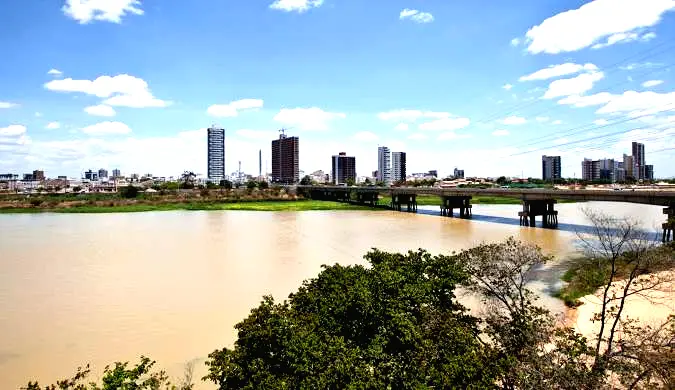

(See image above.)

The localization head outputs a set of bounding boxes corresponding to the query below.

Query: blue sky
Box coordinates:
[1,0,674,179]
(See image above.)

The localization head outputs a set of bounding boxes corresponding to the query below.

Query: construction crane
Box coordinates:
[278,127,295,138]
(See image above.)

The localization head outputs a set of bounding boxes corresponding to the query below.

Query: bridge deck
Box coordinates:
[296,185,675,206]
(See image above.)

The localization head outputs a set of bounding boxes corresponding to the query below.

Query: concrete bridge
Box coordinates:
[296,185,675,242]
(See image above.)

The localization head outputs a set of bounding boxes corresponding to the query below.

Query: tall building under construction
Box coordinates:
[271,132,299,184]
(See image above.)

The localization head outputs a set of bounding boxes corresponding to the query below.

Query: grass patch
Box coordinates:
[0,200,372,214]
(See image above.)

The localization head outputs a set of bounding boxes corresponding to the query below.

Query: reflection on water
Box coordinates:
[0,202,664,388]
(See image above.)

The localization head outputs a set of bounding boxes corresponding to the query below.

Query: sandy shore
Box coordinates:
[572,271,675,338]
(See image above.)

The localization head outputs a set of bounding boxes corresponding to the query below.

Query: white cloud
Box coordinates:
[500,116,527,125]
[352,131,379,142]
[591,32,638,49]
[377,109,450,122]
[235,129,278,140]
[85,104,116,117]
[642,79,664,88]
[502,83,513,90]
[273,107,346,131]
[557,92,614,107]
[620,61,662,71]
[45,74,168,108]
[519,63,598,82]
[81,121,131,135]
[407,133,428,140]
[536,116,550,122]
[559,91,675,117]
[62,0,144,24]
[207,99,264,117]
[418,117,471,131]
[542,71,604,99]
[46,122,61,130]
[399,9,434,23]
[593,119,609,125]
[551,120,563,125]
[523,0,675,54]
[34,112,42,117]
[47,69,63,76]
[492,129,510,136]
[394,123,409,131]
[0,101,18,109]
[269,0,323,13]
[0,125,27,137]
[510,37,520,47]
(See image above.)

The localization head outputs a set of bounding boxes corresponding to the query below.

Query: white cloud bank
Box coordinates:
[399,9,434,23]
[82,121,132,135]
[0,101,18,109]
[642,80,664,88]
[519,63,598,82]
[523,0,674,54]
[207,99,264,117]
[62,0,144,24]
[269,0,323,13]
[543,72,604,99]
[85,104,116,117]
[46,122,61,130]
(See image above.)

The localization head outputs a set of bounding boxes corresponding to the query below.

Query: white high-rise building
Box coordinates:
[207,126,226,182]
[377,146,391,184]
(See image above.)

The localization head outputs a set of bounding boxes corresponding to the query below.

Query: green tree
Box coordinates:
[219,180,232,189]
[205,249,496,389]
[180,171,196,189]
[258,181,269,190]
[246,180,257,190]
[120,185,139,199]
[345,178,356,186]
[299,175,312,185]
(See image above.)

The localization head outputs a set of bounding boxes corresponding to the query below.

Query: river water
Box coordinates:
[0,202,665,388]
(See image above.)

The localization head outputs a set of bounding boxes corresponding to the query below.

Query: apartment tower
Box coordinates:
[377,146,391,184]
[391,152,406,182]
[207,126,226,182]
[271,133,299,184]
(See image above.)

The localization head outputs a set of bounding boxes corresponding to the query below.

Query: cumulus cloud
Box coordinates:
[0,101,18,109]
[45,74,168,108]
[352,131,379,142]
[46,122,61,130]
[399,9,434,23]
[510,38,520,47]
[502,84,513,90]
[642,80,664,88]
[273,107,346,131]
[500,116,527,125]
[418,117,471,131]
[62,0,144,24]
[207,99,264,117]
[269,0,323,13]
[492,129,510,136]
[394,123,409,131]
[0,125,27,137]
[519,63,598,82]
[47,69,63,76]
[542,72,604,99]
[559,90,675,116]
[85,104,116,117]
[81,121,132,135]
[523,0,675,54]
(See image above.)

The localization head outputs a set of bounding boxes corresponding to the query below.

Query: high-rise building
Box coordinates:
[581,158,600,181]
[84,169,98,181]
[112,169,121,178]
[598,158,616,182]
[391,152,406,182]
[98,168,108,179]
[272,133,299,184]
[331,152,356,185]
[32,170,45,181]
[453,168,464,179]
[428,170,438,178]
[541,155,561,181]
[623,154,634,179]
[645,165,654,181]
[632,142,645,180]
[258,149,262,178]
[207,126,226,182]
[377,146,391,184]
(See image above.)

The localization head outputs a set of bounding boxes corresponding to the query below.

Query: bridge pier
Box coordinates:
[355,191,378,207]
[440,196,472,218]
[391,193,417,212]
[519,199,558,228]
[663,205,674,243]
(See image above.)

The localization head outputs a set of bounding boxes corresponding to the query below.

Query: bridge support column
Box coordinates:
[519,199,558,228]
[663,205,674,243]
[355,191,378,207]
[440,196,472,218]
[391,194,417,212]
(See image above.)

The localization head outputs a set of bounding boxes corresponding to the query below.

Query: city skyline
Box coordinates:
[1,1,675,179]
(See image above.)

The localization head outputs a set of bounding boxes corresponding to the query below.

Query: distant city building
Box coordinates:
[541,155,561,181]
[377,146,391,184]
[391,152,406,182]
[84,170,98,181]
[623,154,634,179]
[0,173,19,180]
[598,158,616,182]
[207,126,226,182]
[98,168,108,179]
[453,168,464,179]
[272,133,300,184]
[112,169,121,178]
[645,164,654,181]
[32,170,45,181]
[332,152,356,185]
[581,158,600,181]
[632,142,645,180]
[372,170,378,178]
[428,170,438,178]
